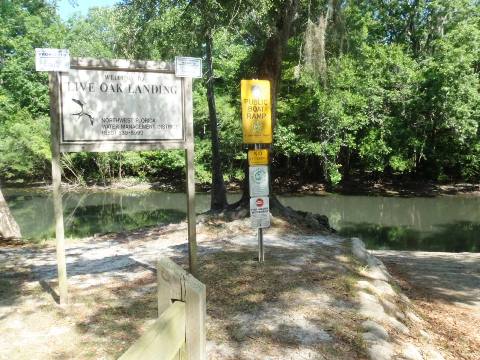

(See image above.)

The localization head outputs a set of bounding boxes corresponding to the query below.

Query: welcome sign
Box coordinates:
[47,58,198,303]
[60,69,184,144]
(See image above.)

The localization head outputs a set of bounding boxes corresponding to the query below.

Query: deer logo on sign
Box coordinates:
[71,98,94,126]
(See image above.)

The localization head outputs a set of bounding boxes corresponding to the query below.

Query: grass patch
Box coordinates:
[199,243,368,359]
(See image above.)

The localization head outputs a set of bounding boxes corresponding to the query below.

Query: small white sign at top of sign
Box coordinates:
[35,48,70,72]
[175,56,202,78]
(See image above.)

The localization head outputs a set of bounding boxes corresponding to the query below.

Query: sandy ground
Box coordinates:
[0,218,369,359]
[374,250,480,360]
[3,217,468,360]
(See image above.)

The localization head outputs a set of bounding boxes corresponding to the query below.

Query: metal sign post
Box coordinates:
[255,144,265,263]
[241,79,272,263]
[258,221,264,262]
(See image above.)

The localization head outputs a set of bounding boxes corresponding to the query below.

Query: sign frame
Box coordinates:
[48,58,198,303]
[53,58,192,153]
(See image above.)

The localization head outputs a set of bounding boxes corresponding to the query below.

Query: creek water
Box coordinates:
[3,188,479,252]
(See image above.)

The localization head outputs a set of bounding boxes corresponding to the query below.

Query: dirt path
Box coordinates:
[374,250,480,360]
[1,216,456,360]
[0,219,370,360]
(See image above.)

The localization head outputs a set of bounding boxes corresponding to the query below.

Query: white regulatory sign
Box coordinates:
[175,56,202,78]
[249,165,269,197]
[250,197,270,229]
[35,48,70,72]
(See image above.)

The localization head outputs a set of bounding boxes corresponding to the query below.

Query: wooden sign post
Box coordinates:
[48,72,68,303]
[48,58,198,304]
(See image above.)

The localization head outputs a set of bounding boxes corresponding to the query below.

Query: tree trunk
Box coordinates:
[205,30,228,211]
[0,186,21,239]
[408,0,421,57]
[257,0,299,129]
[237,0,299,208]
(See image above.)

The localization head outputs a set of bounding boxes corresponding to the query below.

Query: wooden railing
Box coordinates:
[119,257,206,360]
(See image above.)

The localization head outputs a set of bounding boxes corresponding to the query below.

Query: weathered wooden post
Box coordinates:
[36,49,71,304]
[49,71,69,304]
[157,257,206,360]
[183,78,198,277]
[120,257,206,360]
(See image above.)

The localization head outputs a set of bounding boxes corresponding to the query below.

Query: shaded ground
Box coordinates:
[0,218,368,359]
[374,250,480,360]
[202,236,364,359]
[334,180,480,197]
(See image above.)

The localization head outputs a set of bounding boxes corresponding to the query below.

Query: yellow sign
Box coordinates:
[241,79,272,144]
[248,149,269,165]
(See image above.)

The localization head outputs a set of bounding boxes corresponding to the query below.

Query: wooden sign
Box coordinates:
[248,149,269,165]
[60,70,184,144]
[48,58,198,303]
[54,59,191,152]
[241,80,272,144]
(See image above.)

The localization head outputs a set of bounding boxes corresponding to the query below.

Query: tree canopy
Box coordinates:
[0,0,479,186]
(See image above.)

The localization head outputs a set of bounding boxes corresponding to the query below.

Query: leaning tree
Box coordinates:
[0,185,21,239]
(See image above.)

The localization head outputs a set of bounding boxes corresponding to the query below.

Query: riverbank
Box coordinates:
[4,184,480,252]
[374,250,480,360]
[4,177,480,197]
[273,177,480,197]
[0,217,445,359]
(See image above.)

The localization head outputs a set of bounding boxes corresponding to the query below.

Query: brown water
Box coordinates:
[3,189,479,252]
[281,194,480,252]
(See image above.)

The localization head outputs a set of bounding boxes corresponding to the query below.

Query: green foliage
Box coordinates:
[0,0,64,115]
[64,7,120,58]
[0,1,62,180]
[194,139,213,184]
[274,0,479,184]
[0,0,479,187]
[0,104,50,179]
